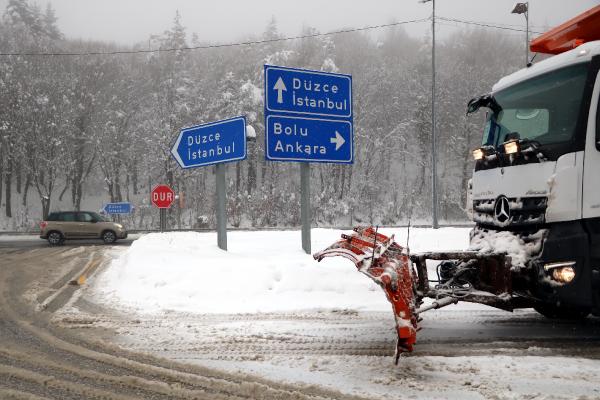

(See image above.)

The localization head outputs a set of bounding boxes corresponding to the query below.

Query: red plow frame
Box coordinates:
[313,227,419,363]
[314,227,515,362]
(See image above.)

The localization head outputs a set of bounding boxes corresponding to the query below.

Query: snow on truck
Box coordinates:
[314,6,600,363]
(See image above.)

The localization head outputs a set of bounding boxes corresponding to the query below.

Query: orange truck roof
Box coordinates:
[530,5,600,55]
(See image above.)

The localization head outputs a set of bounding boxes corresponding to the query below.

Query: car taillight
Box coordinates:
[40,221,48,229]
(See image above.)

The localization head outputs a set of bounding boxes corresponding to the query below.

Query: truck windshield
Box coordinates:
[482,62,590,148]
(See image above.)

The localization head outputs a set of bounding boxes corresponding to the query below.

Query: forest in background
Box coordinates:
[0,0,527,230]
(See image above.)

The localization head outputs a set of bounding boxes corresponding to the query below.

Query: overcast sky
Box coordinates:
[1,0,598,45]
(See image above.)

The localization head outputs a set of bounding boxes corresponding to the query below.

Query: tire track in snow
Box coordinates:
[0,247,369,400]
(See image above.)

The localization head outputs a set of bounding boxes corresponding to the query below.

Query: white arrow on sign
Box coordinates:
[273,77,287,104]
[330,131,345,151]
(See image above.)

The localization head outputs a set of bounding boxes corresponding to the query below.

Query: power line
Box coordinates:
[0,17,430,57]
[435,21,529,37]
[0,15,548,58]
[444,18,547,30]
[437,16,544,35]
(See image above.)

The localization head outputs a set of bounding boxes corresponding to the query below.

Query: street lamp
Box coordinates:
[419,0,438,229]
[511,2,529,65]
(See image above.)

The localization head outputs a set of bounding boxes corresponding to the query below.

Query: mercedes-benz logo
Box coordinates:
[494,196,511,224]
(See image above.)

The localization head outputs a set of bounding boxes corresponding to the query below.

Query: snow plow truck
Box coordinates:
[314,6,600,363]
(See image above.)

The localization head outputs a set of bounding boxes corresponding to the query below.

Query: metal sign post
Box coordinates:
[160,208,166,232]
[264,65,353,254]
[171,116,247,251]
[300,163,311,253]
[215,163,227,250]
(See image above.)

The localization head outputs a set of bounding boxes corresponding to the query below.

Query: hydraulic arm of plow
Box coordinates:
[313,227,515,363]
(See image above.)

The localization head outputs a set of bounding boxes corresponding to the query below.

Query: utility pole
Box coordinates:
[525,6,529,64]
[420,0,438,229]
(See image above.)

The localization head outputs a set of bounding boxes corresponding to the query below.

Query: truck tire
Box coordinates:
[534,303,590,320]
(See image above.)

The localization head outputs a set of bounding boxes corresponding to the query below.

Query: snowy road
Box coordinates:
[56,299,600,400]
[53,229,600,400]
[0,245,362,400]
[4,232,599,399]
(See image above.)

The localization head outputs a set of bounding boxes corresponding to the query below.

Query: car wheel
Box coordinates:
[47,231,63,246]
[102,230,117,244]
[534,303,590,320]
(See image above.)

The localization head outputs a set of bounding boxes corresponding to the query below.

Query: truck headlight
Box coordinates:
[115,224,123,229]
[503,139,520,155]
[472,148,485,160]
[544,261,576,284]
[552,267,576,283]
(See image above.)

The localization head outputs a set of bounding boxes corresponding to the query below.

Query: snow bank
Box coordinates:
[92,228,471,314]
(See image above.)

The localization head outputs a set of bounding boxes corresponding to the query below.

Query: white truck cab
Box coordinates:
[467,8,600,317]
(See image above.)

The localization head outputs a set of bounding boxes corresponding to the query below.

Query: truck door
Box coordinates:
[582,65,600,292]
[583,67,600,220]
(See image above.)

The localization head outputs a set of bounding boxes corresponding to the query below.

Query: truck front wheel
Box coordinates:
[534,303,590,320]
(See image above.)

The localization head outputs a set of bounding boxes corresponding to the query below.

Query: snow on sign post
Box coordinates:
[151,184,174,232]
[264,65,353,254]
[170,116,247,251]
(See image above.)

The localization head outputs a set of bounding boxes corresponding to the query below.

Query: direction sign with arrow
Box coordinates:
[265,115,352,163]
[102,202,133,214]
[265,65,352,118]
[171,116,246,169]
[264,65,353,164]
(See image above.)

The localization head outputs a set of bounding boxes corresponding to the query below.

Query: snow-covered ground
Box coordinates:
[0,234,43,241]
[91,227,471,314]
[73,228,600,400]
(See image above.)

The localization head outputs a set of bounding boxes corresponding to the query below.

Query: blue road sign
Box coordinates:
[171,116,247,169]
[265,65,352,118]
[264,65,353,164]
[265,115,352,163]
[103,202,133,214]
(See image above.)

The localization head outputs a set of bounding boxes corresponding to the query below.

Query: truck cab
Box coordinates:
[467,8,600,317]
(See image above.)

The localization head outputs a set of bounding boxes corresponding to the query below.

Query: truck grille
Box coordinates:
[473,196,547,228]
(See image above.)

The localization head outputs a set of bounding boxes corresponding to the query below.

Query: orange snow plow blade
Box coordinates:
[313,227,418,363]
[530,5,600,54]
[314,228,520,363]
